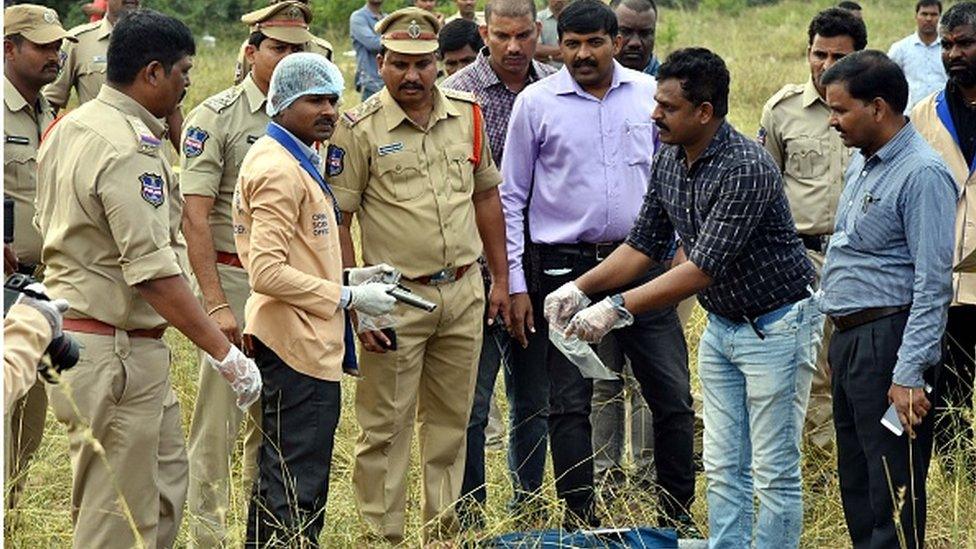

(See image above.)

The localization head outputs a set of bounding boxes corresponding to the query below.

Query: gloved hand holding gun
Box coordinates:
[206,344,262,411]
[343,264,437,313]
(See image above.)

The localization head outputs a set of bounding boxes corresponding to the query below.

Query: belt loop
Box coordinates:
[114,328,131,359]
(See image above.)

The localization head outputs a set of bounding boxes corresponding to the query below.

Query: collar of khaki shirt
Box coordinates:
[801,77,826,109]
[379,85,460,132]
[4,75,32,113]
[95,17,113,40]
[242,72,267,114]
[95,84,166,138]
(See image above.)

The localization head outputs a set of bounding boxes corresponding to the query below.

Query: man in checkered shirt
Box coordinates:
[545,48,822,548]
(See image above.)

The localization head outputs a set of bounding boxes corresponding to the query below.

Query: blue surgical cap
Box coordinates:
[266,52,345,117]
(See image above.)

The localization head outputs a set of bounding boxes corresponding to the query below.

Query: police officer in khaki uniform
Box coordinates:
[329,7,510,542]
[179,3,312,545]
[232,0,333,85]
[34,11,259,548]
[758,7,866,455]
[3,3,74,509]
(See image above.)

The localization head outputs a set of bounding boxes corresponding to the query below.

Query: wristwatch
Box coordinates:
[609,293,627,315]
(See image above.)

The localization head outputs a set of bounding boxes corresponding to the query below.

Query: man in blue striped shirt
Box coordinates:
[820,50,958,549]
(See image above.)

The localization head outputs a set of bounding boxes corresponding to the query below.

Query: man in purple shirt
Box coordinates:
[500,0,694,529]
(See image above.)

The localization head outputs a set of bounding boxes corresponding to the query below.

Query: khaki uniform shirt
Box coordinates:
[3,304,48,412]
[4,77,55,265]
[233,36,334,85]
[329,87,501,278]
[35,86,186,330]
[760,78,852,236]
[913,92,976,305]
[180,74,269,253]
[43,18,111,108]
[233,135,344,381]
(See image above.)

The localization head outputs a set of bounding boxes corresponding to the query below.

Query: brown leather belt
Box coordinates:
[216,251,243,269]
[63,318,167,339]
[830,305,910,332]
[405,262,475,286]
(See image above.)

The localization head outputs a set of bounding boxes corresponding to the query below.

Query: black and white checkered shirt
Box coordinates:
[627,122,814,319]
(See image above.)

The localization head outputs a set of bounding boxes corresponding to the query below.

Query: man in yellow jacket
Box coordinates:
[911,1,976,477]
[233,52,397,547]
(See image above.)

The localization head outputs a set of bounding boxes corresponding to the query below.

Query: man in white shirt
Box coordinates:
[888,0,947,112]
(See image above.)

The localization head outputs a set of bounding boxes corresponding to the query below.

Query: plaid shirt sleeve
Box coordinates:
[625,167,675,261]
[687,161,778,279]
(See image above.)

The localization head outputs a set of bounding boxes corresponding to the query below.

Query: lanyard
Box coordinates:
[265,122,343,223]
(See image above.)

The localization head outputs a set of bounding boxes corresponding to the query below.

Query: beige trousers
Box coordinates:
[47,330,188,549]
[353,268,484,543]
[185,263,261,548]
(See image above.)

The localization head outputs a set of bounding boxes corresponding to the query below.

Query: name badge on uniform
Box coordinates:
[183,126,209,158]
[5,135,29,145]
[92,55,106,64]
[140,172,165,208]
[377,142,404,156]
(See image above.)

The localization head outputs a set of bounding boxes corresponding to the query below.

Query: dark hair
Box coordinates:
[657,47,730,118]
[247,31,268,49]
[837,1,862,10]
[438,18,484,56]
[808,7,867,50]
[485,0,536,23]
[107,10,195,85]
[609,0,657,13]
[5,33,25,47]
[820,50,908,113]
[940,1,976,33]
[915,0,942,13]
[557,0,618,40]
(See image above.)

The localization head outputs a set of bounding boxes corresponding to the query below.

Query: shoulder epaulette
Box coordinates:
[202,85,244,114]
[340,94,382,128]
[125,115,162,157]
[68,21,101,37]
[765,83,804,110]
[442,88,478,104]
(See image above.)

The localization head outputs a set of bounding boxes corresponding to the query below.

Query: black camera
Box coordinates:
[4,273,80,381]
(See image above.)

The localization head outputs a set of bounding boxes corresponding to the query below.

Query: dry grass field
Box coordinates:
[5,0,976,547]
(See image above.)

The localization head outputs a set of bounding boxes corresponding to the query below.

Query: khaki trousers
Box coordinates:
[353,268,484,543]
[5,378,47,509]
[186,263,261,548]
[47,330,188,549]
[805,249,834,453]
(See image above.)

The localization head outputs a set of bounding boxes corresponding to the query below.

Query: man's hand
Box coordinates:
[509,293,534,348]
[347,282,397,316]
[211,307,242,348]
[887,383,931,439]
[487,281,510,328]
[16,283,70,338]
[543,282,591,331]
[4,244,19,276]
[206,344,262,411]
[346,263,398,286]
[564,296,634,343]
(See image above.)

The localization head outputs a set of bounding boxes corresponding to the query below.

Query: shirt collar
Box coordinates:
[4,76,29,113]
[269,121,321,168]
[553,60,634,97]
[97,17,113,40]
[242,73,267,114]
[380,85,460,132]
[912,31,940,47]
[96,84,166,138]
[802,77,824,108]
[869,120,916,163]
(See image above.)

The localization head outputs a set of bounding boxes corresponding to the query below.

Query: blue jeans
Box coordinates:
[699,296,823,549]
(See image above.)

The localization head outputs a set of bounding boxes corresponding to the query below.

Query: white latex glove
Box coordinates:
[16,283,70,338]
[346,263,399,286]
[347,282,397,316]
[206,345,262,411]
[543,281,591,331]
[565,296,634,343]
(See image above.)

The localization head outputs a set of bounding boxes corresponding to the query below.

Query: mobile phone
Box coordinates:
[380,327,397,351]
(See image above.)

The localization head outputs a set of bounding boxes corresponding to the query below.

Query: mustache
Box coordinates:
[399,82,424,91]
[572,58,598,69]
[654,120,669,132]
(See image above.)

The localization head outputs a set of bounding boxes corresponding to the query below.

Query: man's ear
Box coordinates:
[3,39,17,61]
[871,97,887,120]
[612,33,623,57]
[698,101,715,125]
[144,60,164,87]
[376,52,385,71]
[479,24,488,42]
[244,43,258,65]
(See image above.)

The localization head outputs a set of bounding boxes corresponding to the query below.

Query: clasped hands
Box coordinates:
[543,282,633,342]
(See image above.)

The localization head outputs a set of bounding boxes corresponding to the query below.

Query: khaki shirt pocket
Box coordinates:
[787,137,828,179]
[3,141,37,193]
[445,143,474,193]
[623,122,656,166]
[373,149,425,201]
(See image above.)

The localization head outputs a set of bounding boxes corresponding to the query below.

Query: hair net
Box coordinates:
[266,52,345,117]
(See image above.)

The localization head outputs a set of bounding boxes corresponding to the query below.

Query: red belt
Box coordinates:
[216,251,243,268]
[63,318,167,339]
[405,263,475,286]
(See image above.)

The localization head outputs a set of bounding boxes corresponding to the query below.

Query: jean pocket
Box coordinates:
[760,302,801,334]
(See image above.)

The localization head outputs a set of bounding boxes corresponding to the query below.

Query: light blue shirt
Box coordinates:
[350,4,385,95]
[819,122,958,387]
[888,32,947,114]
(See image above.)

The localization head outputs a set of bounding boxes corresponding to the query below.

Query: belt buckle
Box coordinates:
[428,268,455,286]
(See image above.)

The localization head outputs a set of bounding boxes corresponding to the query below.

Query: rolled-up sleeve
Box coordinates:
[499,94,538,294]
[625,165,674,261]
[893,166,957,387]
[688,162,776,278]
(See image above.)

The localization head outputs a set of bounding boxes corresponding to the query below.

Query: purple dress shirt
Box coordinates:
[500,61,658,293]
